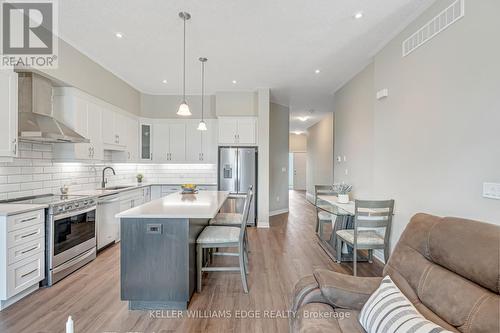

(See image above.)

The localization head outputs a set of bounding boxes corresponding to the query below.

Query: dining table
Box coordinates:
[315,195,370,263]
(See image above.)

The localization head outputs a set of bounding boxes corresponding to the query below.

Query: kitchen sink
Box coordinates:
[100,186,134,190]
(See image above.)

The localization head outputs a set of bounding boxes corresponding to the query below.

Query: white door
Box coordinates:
[293,152,307,190]
[237,118,256,144]
[185,120,202,162]
[153,123,170,162]
[101,109,116,145]
[218,118,238,144]
[168,123,186,162]
[0,70,18,158]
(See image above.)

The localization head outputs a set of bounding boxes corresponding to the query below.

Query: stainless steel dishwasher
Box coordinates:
[97,194,121,251]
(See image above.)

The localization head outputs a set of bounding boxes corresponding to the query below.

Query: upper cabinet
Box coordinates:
[146,119,217,164]
[186,119,217,163]
[102,109,126,150]
[218,117,257,145]
[53,88,103,161]
[139,123,153,161]
[0,69,18,160]
[152,121,186,163]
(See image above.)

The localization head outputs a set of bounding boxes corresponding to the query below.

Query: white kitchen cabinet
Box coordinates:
[218,117,257,145]
[139,123,153,161]
[0,209,45,310]
[101,109,126,151]
[186,119,217,163]
[112,116,139,162]
[53,89,103,161]
[152,121,186,163]
[0,69,18,159]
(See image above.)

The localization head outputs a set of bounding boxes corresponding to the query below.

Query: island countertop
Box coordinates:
[116,190,230,219]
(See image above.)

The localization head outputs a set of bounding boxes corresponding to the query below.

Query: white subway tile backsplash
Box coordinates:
[8,174,33,183]
[0,143,217,200]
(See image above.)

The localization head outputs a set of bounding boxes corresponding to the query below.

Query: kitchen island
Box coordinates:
[116,191,229,310]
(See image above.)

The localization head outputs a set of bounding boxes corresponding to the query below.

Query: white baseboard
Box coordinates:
[0,284,39,311]
[257,221,270,228]
[306,192,315,203]
[269,208,289,217]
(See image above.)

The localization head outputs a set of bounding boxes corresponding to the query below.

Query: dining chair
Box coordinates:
[335,199,394,276]
[314,185,338,238]
[196,187,253,293]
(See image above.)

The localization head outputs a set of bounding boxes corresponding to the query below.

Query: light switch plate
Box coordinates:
[483,183,500,200]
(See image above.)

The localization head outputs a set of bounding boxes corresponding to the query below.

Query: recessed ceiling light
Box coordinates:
[232,80,237,84]
[115,32,124,39]
[294,131,304,135]
[297,116,309,122]
[162,79,168,84]
[315,69,321,74]
[354,12,364,19]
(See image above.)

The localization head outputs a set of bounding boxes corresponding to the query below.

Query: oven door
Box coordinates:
[52,206,96,268]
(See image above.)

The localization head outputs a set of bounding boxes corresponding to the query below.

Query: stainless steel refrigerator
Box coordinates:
[218,147,258,225]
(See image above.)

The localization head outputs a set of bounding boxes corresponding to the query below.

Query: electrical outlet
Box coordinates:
[483,183,500,200]
[276,196,280,202]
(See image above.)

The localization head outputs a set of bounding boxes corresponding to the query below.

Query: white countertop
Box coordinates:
[72,183,218,198]
[116,191,230,219]
[0,204,48,216]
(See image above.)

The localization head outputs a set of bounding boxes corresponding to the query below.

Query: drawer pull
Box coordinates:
[18,216,38,223]
[21,231,39,239]
[20,246,38,254]
[21,269,38,278]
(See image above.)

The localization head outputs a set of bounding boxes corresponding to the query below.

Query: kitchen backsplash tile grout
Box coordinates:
[0,143,217,200]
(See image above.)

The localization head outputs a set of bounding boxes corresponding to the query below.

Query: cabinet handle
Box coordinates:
[12,139,17,155]
[21,245,38,255]
[21,231,38,239]
[18,216,38,224]
[21,269,38,278]
[150,153,153,160]
[128,152,131,160]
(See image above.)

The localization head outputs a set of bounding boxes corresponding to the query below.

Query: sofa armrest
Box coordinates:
[313,270,383,310]
[291,275,328,313]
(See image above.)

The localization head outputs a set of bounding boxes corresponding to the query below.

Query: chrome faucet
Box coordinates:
[101,167,116,188]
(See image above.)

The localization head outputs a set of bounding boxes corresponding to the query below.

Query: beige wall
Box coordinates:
[289,134,307,152]
[141,94,216,119]
[38,39,141,115]
[306,114,334,199]
[334,63,375,198]
[215,91,258,116]
[334,0,500,257]
[269,103,290,213]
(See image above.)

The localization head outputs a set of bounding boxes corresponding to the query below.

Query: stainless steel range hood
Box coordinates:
[18,73,89,143]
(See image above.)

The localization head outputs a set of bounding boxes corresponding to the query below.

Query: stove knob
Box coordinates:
[58,206,64,212]
[66,205,72,210]
[83,201,88,205]
[75,202,80,208]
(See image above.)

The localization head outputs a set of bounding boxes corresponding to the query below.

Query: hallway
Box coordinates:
[0,191,381,333]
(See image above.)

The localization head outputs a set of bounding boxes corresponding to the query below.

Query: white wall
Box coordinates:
[37,39,141,115]
[215,92,257,116]
[141,94,217,119]
[269,103,290,214]
[306,113,334,201]
[257,89,270,227]
[334,0,500,256]
[289,134,307,152]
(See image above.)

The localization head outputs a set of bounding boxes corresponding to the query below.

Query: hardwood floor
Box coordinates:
[0,190,382,333]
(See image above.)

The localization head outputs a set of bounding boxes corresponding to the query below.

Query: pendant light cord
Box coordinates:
[183,17,186,102]
[201,60,205,121]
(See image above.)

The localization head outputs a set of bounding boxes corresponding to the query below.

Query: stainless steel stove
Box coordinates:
[1,194,97,285]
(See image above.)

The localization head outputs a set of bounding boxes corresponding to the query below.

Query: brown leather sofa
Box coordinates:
[290,213,500,332]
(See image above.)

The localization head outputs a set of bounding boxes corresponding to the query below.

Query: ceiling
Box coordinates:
[58,0,436,132]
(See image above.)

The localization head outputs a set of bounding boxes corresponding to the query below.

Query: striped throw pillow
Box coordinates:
[359,276,453,333]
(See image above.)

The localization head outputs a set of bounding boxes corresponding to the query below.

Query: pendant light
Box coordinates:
[177,12,192,116]
[197,57,208,131]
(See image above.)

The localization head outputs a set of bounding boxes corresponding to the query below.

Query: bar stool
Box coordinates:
[196,188,253,293]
